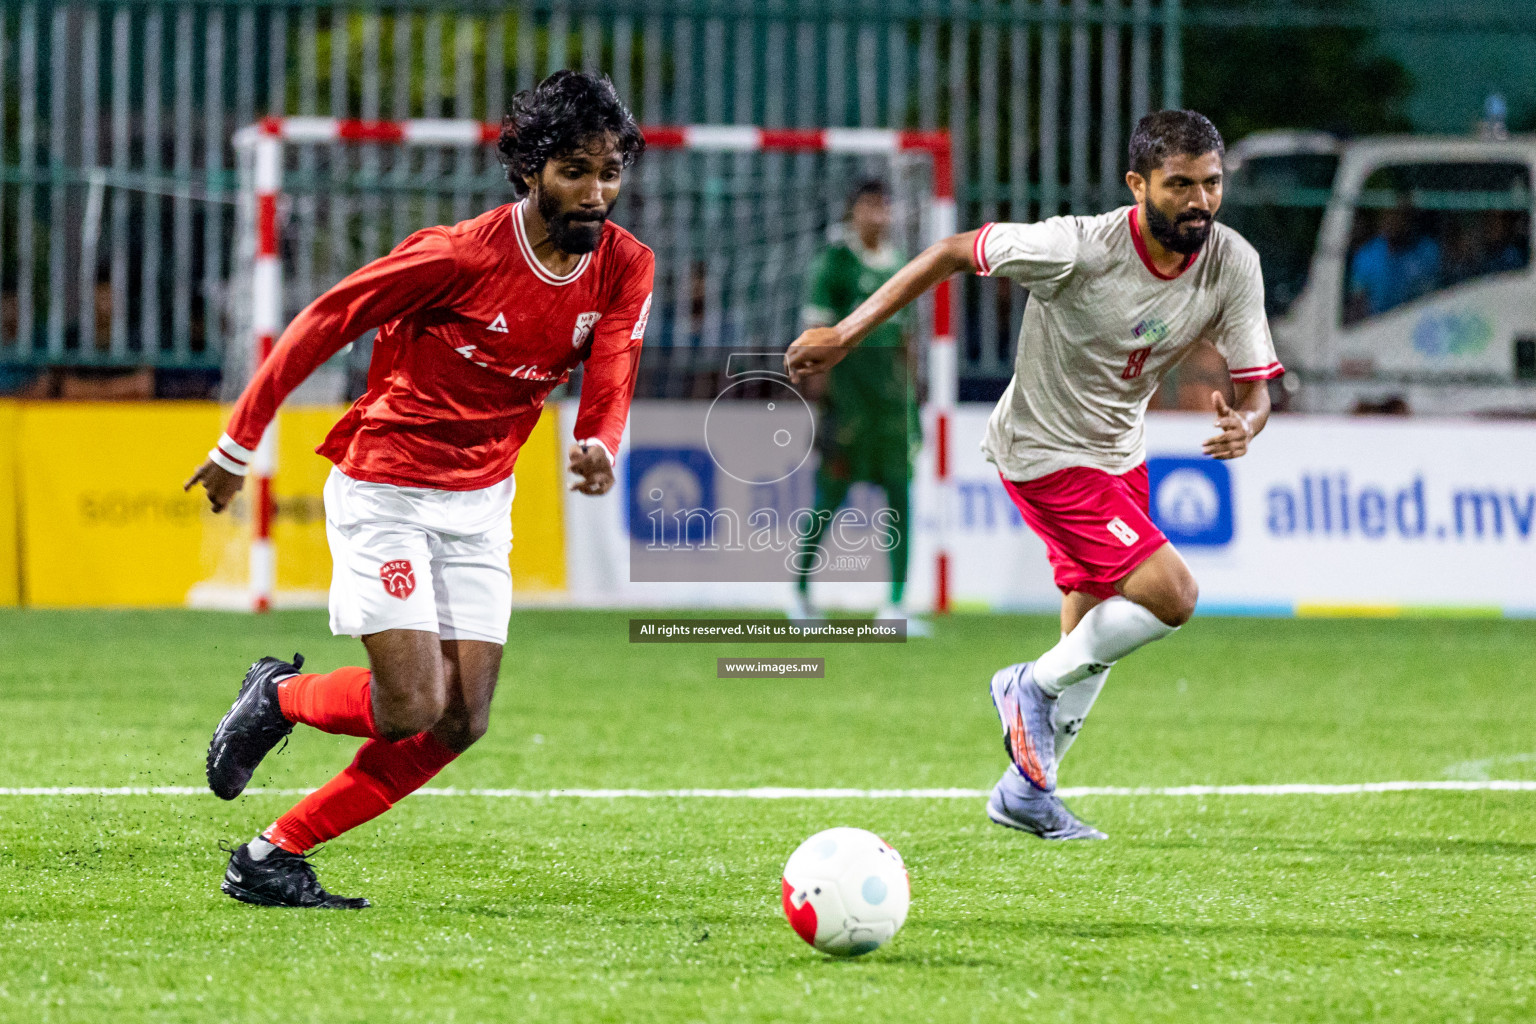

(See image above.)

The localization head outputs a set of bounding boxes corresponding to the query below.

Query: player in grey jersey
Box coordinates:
[786,110,1282,839]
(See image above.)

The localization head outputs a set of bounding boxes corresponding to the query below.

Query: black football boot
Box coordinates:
[206,653,305,800]
[220,842,370,909]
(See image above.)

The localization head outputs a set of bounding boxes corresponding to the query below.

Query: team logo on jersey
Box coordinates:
[571,311,601,347]
[379,559,416,600]
[631,293,653,340]
[486,312,509,333]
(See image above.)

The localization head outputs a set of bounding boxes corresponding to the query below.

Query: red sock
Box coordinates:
[277,666,380,739]
[263,732,459,854]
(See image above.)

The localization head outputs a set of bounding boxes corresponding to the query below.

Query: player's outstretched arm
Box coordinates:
[1202,380,1271,460]
[185,231,460,513]
[785,230,981,382]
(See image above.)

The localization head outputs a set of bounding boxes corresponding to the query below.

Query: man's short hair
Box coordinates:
[1128,110,1224,178]
[497,70,645,197]
[848,178,891,207]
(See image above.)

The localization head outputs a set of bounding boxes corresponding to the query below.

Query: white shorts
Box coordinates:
[323,467,514,645]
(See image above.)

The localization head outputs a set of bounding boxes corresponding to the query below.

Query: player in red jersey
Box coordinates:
[186,71,654,908]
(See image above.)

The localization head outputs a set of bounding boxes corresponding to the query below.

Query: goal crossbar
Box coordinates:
[231,119,957,614]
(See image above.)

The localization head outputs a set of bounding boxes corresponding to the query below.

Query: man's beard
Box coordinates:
[1144,199,1212,256]
[537,189,607,255]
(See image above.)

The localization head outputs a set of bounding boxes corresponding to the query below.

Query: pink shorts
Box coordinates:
[1000,463,1168,600]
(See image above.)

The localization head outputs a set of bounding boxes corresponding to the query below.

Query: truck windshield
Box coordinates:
[1341,161,1532,327]
[1221,153,1340,319]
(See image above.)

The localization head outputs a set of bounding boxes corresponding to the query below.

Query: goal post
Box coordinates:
[218,119,956,614]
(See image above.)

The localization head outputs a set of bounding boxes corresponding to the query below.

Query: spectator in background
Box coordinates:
[1480,210,1528,277]
[1346,196,1440,321]
[789,179,924,633]
[1442,210,1529,289]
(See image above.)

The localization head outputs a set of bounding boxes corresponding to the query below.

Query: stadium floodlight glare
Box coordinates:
[220,119,954,614]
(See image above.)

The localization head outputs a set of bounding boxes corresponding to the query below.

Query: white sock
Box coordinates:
[1033,596,1176,696]
[247,836,278,861]
[1054,667,1108,761]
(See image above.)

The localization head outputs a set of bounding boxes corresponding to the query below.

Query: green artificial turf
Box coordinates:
[1,609,1534,1022]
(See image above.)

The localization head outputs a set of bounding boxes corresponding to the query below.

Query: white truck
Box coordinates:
[1223,131,1536,415]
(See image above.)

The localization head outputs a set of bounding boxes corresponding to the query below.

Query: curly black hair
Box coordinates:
[1127,109,1224,178]
[497,70,645,197]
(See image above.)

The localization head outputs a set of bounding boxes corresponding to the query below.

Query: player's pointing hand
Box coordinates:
[1201,390,1253,460]
[184,459,244,513]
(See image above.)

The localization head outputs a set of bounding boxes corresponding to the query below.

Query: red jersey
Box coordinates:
[214,200,654,490]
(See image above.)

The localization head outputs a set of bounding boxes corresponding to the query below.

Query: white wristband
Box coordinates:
[578,437,615,465]
[208,448,249,476]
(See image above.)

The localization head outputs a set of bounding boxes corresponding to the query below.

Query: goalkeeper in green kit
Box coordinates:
[789,180,927,636]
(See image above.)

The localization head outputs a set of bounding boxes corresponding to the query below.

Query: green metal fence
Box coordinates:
[1,0,1187,379]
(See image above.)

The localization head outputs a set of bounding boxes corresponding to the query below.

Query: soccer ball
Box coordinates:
[781,827,910,956]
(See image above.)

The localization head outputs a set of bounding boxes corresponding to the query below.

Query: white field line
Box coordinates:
[1,781,1535,798]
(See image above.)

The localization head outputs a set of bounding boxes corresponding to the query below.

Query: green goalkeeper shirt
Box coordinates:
[801,238,918,465]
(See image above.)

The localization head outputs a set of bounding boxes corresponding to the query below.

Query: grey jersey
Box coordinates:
[976,206,1282,483]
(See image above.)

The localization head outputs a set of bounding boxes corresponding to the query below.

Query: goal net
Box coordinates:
[194,121,952,611]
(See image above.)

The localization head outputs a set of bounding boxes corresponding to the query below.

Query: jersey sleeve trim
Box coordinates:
[217,433,256,464]
[973,222,996,276]
[208,433,253,476]
[209,433,254,475]
[1229,361,1285,382]
[579,437,616,465]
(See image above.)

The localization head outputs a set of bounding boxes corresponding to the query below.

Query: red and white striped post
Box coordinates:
[249,121,283,613]
[239,119,955,612]
[897,132,956,615]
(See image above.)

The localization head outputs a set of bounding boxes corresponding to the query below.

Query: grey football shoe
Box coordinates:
[988,662,1057,792]
[986,766,1107,841]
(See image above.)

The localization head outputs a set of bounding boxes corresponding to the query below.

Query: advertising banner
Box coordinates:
[508,406,567,595]
[20,402,223,606]
[563,398,913,610]
[7,402,564,609]
[1142,414,1536,614]
[0,401,18,606]
[565,402,1536,615]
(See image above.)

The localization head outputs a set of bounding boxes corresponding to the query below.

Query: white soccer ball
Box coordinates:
[781,826,910,956]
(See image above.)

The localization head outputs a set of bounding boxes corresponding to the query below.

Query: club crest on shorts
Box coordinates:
[379,559,416,600]
[571,311,601,347]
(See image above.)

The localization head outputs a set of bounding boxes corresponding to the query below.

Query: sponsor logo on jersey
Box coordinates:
[571,311,602,347]
[631,293,653,340]
[506,364,562,382]
[486,312,509,333]
[1132,316,1170,345]
[454,343,490,368]
[379,559,416,600]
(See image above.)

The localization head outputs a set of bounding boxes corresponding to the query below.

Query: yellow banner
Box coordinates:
[0,401,19,607]
[510,405,568,594]
[19,402,223,607]
[13,401,566,608]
